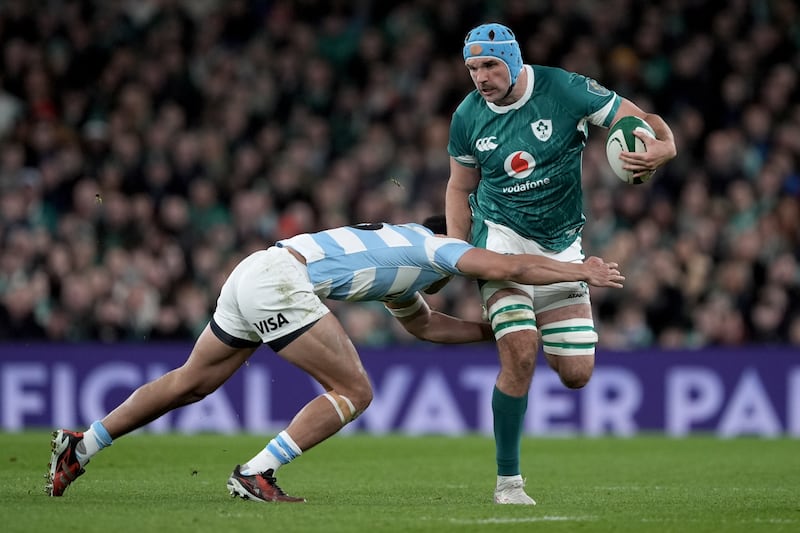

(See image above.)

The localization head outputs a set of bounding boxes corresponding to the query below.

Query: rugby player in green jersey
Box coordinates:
[445,23,677,505]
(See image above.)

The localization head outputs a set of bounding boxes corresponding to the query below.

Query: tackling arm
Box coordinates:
[385,293,493,343]
[456,249,625,288]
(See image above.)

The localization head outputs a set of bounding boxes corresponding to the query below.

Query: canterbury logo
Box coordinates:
[475,136,498,151]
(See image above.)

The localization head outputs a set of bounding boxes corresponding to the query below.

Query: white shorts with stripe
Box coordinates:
[481,220,591,316]
[212,247,329,350]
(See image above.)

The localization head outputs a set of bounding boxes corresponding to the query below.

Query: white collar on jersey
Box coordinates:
[487,64,534,114]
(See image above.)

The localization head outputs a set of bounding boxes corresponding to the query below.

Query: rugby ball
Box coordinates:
[605,116,656,184]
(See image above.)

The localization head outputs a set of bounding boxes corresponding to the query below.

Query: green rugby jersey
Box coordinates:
[448,65,620,252]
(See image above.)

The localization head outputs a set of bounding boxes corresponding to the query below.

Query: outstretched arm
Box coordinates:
[455,249,625,288]
[383,248,623,344]
[385,293,493,344]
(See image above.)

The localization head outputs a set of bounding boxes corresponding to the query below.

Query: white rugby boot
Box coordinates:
[494,474,536,505]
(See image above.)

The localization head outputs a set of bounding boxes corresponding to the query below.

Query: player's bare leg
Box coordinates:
[275,313,372,450]
[486,287,538,505]
[228,314,372,503]
[103,325,258,437]
[48,325,257,496]
[495,329,537,395]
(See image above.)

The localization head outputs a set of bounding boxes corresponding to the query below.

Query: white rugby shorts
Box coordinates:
[211,246,329,350]
[481,220,591,312]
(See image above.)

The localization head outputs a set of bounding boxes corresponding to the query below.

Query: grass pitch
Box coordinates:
[1,432,797,532]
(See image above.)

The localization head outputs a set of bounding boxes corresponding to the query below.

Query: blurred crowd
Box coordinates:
[0,0,798,349]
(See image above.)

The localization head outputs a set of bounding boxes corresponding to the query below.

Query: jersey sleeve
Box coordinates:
[554,68,620,128]
[426,236,473,275]
[447,101,478,168]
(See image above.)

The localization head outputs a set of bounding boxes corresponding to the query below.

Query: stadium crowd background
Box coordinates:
[0,0,798,349]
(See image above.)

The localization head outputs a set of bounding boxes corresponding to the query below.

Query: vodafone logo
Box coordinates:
[503,151,535,179]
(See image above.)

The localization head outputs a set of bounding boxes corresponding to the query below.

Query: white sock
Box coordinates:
[240,430,302,476]
[76,420,113,467]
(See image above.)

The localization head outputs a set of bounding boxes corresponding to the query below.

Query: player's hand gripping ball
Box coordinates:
[605,116,656,185]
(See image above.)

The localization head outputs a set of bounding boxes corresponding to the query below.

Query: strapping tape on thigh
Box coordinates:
[487,294,536,338]
[540,318,598,356]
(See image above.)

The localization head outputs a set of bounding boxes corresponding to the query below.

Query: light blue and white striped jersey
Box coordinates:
[276,223,473,302]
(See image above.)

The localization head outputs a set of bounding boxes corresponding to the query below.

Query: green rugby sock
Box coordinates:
[492,386,528,476]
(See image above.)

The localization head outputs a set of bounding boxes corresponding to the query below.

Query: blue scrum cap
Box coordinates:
[463,23,523,84]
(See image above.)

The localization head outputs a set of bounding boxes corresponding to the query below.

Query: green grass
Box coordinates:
[1,432,798,532]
